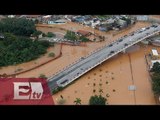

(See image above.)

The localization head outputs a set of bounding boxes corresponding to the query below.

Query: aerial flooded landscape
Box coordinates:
[0,15,160,105]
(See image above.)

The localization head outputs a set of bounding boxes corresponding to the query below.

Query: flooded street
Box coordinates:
[53,44,156,105]
[1,21,155,104]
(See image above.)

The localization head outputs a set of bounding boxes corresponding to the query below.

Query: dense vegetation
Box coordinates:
[64,30,89,42]
[0,18,52,67]
[0,33,50,67]
[151,62,160,96]
[89,95,107,105]
[0,18,36,36]
[121,17,131,25]
[151,62,160,73]
[79,36,89,42]
[64,30,77,41]
[47,32,56,38]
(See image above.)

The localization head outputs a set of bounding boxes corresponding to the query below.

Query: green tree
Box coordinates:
[151,62,160,74]
[39,74,47,79]
[47,32,56,38]
[42,33,46,37]
[3,33,16,46]
[152,73,160,95]
[74,98,81,105]
[48,52,55,57]
[89,95,107,105]
[79,36,89,42]
[0,35,50,67]
[121,17,131,25]
[64,30,77,41]
[32,30,42,38]
[0,18,36,36]
[35,19,39,24]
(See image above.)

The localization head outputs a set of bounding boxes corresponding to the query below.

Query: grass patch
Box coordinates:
[48,52,55,57]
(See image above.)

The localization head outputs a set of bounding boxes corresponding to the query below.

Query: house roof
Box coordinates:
[77,30,91,36]
[54,19,67,23]
[43,15,52,18]
[152,49,159,56]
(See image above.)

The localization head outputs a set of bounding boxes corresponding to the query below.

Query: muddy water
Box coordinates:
[129,48,155,104]
[53,44,156,105]
[0,44,61,76]
[1,21,154,104]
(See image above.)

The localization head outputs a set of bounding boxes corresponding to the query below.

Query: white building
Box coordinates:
[91,20,100,28]
[43,15,51,19]
[8,15,15,18]
[152,49,159,56]
[136,15,148,21]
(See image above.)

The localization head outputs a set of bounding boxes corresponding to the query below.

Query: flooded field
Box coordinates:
[53,44,156,105]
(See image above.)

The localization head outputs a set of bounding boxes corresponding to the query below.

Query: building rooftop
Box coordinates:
[54,19,67,23]
[152,49,159,56]
[77,30,91,36]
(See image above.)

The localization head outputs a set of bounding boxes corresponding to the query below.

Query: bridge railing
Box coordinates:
[57,30,160,87]
[48,25,160,87]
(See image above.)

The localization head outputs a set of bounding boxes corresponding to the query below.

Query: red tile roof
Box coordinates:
[77,30,91,36]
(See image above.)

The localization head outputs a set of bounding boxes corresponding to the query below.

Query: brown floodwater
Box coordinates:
[0,44,61,76]
[53,44,156,105]
[1,21,154,104]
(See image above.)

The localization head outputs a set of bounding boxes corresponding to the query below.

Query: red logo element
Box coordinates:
[0,78,54,105]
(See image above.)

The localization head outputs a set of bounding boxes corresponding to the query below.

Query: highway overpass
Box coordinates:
[48,24,160,91]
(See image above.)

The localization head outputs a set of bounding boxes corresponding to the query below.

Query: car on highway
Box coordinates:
[124,43,128,46]
[60,79,68,85]
[146,33,150,35]
[151,24,158,28]
[110,51,114,54]
[109,44,113,47]
[119,39,123,42]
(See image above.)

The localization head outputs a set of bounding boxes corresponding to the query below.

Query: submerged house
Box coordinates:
[77,30,92,37]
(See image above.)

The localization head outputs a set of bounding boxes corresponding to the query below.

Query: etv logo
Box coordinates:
[13,82,43,100]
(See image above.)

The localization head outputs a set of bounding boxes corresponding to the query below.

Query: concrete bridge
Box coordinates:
[47,24,160,91]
